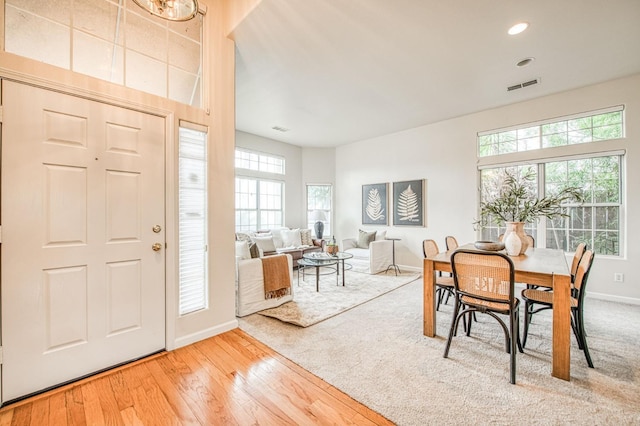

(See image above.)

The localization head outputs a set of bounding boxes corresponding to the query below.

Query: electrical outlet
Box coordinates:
[614,273,624,283]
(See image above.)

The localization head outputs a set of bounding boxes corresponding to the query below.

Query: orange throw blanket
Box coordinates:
[262,255,291,299]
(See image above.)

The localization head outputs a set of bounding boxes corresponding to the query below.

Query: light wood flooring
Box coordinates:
[0,328,393,425]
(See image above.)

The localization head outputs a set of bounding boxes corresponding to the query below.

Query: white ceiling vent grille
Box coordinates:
[507,78,539,92]
[272,126,290,132]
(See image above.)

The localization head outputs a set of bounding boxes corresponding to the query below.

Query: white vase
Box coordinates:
[504,221,529,256]
[504,231,522,256]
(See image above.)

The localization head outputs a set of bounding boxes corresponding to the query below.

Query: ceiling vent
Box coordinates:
[507,78,539,92]
[271,126,290,132]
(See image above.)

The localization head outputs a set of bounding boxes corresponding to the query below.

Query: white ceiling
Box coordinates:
[232,0,640,148]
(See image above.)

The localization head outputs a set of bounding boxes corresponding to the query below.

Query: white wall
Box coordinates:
[335,73,640,304]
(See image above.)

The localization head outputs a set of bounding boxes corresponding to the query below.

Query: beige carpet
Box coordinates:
[240,278,640,425]
[258,263,420,327]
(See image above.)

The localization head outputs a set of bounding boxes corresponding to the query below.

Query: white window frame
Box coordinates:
[235,148,286,232]
[478,152,624,257]
[477,105,626,258]
[478,106,624,157]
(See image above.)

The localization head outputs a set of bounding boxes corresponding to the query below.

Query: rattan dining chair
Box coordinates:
[423,239,454,311]
[445,235,459,251]
[443,249,523,384]
[521,249,595,368]
[570,242,587,284]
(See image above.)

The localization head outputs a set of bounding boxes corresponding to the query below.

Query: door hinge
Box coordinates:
[0,346,3,364]
[0,105,3,123]
[0,225,3,243]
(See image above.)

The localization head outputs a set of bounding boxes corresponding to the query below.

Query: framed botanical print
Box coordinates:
[393,179,426,226]
[362,183,388,225]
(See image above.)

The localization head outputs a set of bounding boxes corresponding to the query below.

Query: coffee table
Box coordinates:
[331,252,354,286]
[297,257,338,292]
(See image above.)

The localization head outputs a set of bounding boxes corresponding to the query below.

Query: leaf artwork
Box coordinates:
[397,185,420,221]
[365,188,385,221]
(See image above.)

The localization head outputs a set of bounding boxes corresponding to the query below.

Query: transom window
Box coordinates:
[478,106,624,157]
[4,0,203,107]
[235,148,285,174]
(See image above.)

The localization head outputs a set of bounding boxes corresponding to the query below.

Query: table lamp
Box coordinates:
[310,210,327,239]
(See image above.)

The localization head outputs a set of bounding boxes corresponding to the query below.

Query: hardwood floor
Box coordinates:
[0,329,394,425]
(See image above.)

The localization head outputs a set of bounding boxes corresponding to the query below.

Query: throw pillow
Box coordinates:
[270,228,286,249]
[281,229,302,248]
[357,229,376,249]
[248,241,260,258]
[253,235,277,253]
[375,230,387,241]
[300,228,312,246]
[235,232,252,242]
[235,240,251,260]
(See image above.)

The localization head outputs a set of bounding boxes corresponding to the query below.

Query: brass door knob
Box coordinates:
[152,225,162,233]
[152,243,162,252]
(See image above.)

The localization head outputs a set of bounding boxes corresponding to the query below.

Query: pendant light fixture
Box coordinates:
[132,0,198,21]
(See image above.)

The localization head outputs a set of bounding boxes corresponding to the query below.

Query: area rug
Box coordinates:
[258,267,421,327]
[240,279,640,425]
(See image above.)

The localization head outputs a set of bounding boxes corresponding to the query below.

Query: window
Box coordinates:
[479,158,623,257]
[478,107,624,157]
[235,148,285,174]
[307,184,332,238]
[4,0,203,107]
[235,148,285,232]
[478,107,625,257]
[545,156,621,256]
[178,125,208,315]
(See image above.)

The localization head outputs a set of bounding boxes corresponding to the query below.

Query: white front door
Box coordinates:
[1,81,166,402]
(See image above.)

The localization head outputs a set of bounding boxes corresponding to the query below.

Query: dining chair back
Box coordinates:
[445,235,459,251]
[521,249,595,367]
[422,239,438,258]
[422,239,454,311]
[444,249,522,384]
[570,242,587,283]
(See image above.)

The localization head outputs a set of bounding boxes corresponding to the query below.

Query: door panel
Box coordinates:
[1,81,166,402]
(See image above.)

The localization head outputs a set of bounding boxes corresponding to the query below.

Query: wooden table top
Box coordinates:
[431,244,570,278]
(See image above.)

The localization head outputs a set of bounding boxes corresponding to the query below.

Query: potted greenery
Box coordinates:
[475,169,582,255]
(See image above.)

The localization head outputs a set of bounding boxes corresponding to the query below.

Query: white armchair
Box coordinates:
[236,254,293,317]
[341,231,394,274]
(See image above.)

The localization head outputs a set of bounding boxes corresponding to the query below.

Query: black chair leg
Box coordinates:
[575,309,594,368]
[509,311,517,384]
[522,301,531,348]
[444,298,462,358]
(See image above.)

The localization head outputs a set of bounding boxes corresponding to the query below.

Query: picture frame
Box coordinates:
[362,183,388,225]
[392,179,426,226]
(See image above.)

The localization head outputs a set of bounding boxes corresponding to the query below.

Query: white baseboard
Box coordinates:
[397,264,422,274]
[587,292,640,306]
[172,319,239,350]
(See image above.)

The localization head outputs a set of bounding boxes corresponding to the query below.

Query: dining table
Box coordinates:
[423,243,572,381]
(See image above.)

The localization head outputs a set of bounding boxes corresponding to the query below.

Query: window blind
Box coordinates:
[178,126,208,315]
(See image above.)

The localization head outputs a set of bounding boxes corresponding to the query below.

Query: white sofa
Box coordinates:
[341,230,394,274]
[236,254,294,317]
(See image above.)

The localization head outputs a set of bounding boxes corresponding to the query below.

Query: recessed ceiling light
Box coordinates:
[508,22,529,35]
[516,57,535,67]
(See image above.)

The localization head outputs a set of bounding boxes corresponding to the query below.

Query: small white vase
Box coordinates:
[504,231,522,256]
[504,221,529,255]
